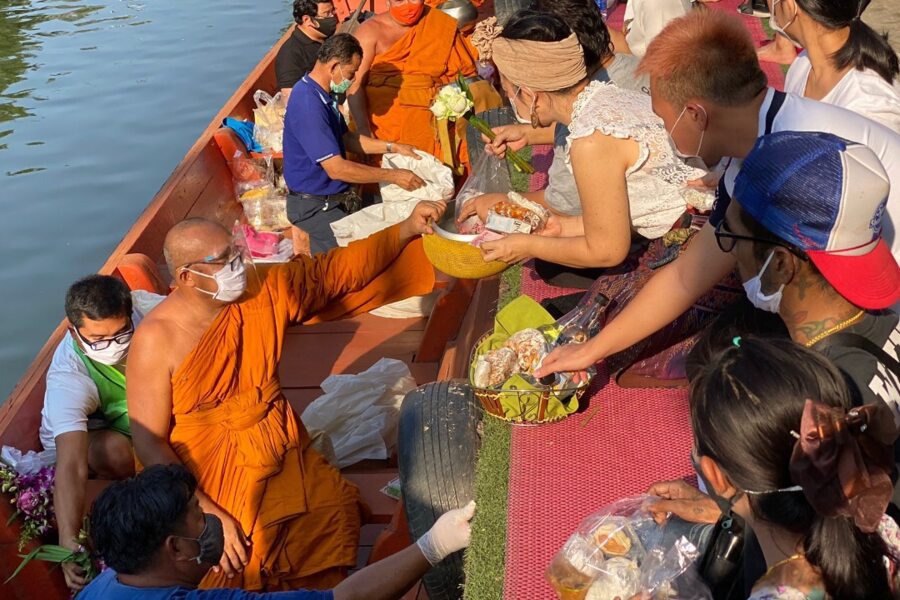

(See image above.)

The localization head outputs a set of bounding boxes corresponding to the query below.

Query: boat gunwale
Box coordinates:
[0,28,294,441]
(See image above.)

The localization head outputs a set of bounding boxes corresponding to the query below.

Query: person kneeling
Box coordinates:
[80,464,475,600]
[284,33,426,255]
[42,275,163,591]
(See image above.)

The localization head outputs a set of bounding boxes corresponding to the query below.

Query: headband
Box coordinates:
[471,19,587,92]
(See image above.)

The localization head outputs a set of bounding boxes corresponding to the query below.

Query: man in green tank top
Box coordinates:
[41,275,163,592]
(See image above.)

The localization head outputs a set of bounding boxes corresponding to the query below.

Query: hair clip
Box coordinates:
[732,336,742,347]
[789,430,801,439]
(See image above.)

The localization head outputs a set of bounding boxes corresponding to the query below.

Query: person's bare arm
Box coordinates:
[342,132,419,158]
[126,322,250,577]
[320,155,424,190]
[534,225,737,376]
[280,88,292,104]
[482,133,633,267]
[53,431,90,591]
[348,25,378,136]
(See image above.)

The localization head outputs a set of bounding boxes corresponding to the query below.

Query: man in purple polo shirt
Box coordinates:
[284,33,425,255]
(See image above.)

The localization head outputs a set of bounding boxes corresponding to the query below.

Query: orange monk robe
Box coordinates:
[364,8,502,173]
[167,227,434,592]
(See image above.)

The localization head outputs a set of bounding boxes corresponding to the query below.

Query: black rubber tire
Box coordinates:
[398,380,483,600]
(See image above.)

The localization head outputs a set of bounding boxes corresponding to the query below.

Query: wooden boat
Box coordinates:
[0,26,497,598]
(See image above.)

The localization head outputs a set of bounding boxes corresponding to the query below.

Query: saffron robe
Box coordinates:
[364,9,502,172]
[168,226,433,591]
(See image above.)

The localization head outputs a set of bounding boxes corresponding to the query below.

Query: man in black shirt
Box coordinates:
[717,131,900,414]
[276,0,338,101]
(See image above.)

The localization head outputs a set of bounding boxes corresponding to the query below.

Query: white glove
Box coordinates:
[415,501,476,566]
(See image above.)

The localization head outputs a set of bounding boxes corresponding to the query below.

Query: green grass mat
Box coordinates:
[463,265,522,600]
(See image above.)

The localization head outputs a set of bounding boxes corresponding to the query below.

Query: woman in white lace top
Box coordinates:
[461,12,713,271]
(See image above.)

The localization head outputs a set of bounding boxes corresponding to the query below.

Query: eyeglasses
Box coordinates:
[74,319,134,351]
[714,220,807,259]
[177,248,242,273]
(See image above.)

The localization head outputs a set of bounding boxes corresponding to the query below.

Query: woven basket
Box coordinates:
[422,210,508,280]
[469,333,589,424]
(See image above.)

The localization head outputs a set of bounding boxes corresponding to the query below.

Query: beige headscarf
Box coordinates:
[472,17,587,92]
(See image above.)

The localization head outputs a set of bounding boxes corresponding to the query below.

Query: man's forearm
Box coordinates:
[325,158,392,185]
[343,132,389,156]
[333,543,431,600]
[53,464,88,550]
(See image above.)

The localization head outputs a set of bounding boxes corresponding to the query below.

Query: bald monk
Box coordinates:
[348,0,502,173]
[126,200,444,592]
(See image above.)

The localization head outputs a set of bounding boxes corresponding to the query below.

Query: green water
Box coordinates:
[0,0,293,399]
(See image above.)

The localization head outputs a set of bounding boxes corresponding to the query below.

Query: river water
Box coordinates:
[0,0,292,399]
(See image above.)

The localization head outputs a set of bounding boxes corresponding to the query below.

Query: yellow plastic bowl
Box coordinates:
[422,210,508,280]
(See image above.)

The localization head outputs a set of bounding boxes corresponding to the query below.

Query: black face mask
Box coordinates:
[315,16,338,38]
[178,513,225,566]
[692,451,742,516]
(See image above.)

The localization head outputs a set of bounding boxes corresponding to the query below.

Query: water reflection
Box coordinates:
[0,0,291,398]
[0,2,106,126]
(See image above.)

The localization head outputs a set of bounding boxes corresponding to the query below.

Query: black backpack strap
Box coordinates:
[764,90,787,135]
[814,332,900,379]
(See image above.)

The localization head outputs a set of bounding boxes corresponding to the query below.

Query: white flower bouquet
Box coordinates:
[430,74,534,174]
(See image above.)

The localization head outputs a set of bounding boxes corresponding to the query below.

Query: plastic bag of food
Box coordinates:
[485,191,550,234]
[379,150,455,203]
[252,90,285,153]
[230,152,275,197]
[546,495,711,600]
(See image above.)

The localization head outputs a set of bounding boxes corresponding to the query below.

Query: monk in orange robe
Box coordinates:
[125,201,444,591]
[348,0,502,173]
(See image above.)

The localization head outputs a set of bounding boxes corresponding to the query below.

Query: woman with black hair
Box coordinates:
[688,337,900,599]
[776,0,900,131]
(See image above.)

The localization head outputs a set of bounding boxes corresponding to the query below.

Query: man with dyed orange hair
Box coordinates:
[535,9,900,379]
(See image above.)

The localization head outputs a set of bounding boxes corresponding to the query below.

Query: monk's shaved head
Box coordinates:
[163,218,231,277]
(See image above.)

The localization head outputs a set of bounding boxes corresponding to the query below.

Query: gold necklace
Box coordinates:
[764,553,805,578]
[804,310,865,347]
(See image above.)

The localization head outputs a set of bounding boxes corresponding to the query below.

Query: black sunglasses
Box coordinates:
[714,220,807,259]
[74,318,134,351]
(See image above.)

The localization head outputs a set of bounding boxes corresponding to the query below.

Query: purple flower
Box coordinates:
[16,489,40,514]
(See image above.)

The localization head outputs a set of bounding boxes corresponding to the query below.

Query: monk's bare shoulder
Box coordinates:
[353,15,386,43]
[131,298,182,375]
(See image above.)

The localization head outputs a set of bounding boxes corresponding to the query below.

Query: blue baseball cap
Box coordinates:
[733,131,899,309]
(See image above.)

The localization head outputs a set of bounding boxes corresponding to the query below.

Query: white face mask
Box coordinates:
[742,251,785,313]
[668,105,709,171]
[769,0,802,48]
[74,327,131,366]
[186,259,247,303]
[509,87,535,125]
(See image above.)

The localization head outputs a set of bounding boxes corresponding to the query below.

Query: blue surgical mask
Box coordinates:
[742,251,784,314]
[331,65,353,95]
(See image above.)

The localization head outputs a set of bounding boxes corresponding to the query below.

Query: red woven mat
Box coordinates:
[503,379,694,599]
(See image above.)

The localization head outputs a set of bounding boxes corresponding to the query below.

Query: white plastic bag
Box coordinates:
[331,200,419,247]
[379,150,456,203]
[252,90,285,153]
[301,359,417,469]
[1,446,56,475]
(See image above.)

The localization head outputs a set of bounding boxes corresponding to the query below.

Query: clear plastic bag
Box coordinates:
[546,496,711,600]
[454,150,511,233]
[252,90,285,153]
[553,288,609,346]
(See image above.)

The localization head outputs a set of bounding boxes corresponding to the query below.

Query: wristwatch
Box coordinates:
[386,142,393,153]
